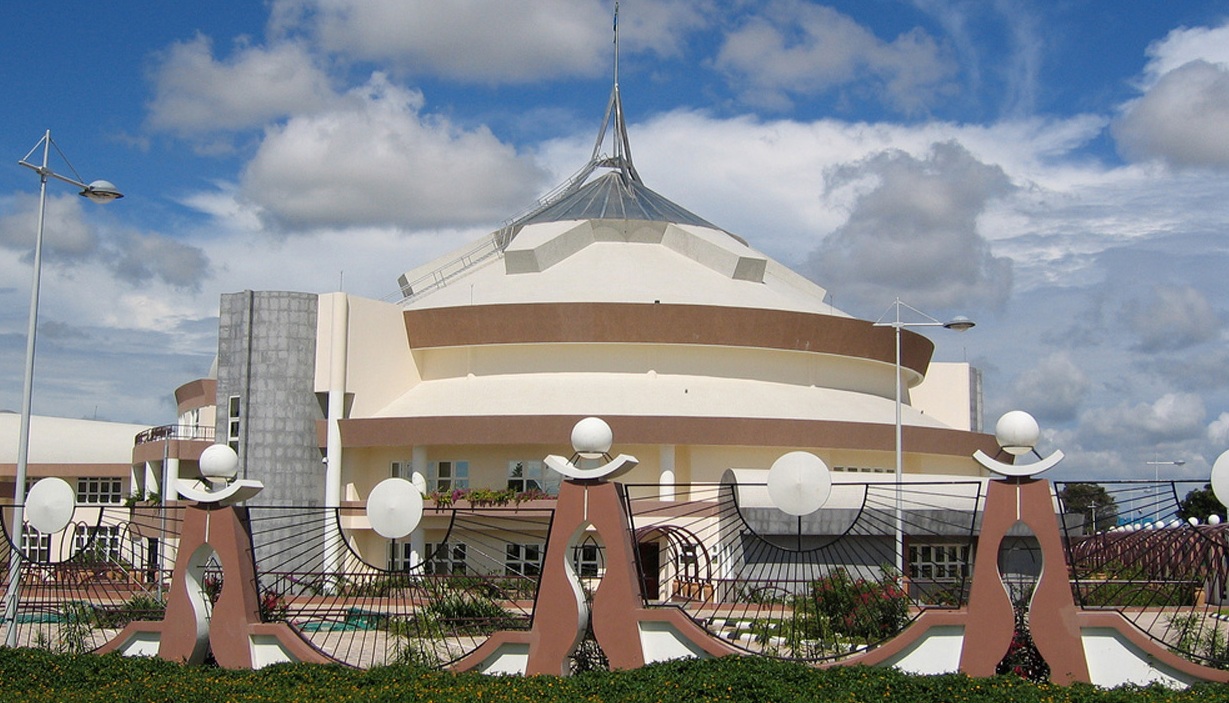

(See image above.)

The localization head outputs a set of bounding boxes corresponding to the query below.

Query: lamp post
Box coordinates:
[874,298,974,573]
[1146,457,1185,523]
[4,130,122,645]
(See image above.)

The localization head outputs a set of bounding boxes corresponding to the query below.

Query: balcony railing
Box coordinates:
[134,424,215,445]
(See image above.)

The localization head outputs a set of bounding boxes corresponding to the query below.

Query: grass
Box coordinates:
[1,647,1227,702]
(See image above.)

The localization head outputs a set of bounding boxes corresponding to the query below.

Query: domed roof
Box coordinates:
[394,39,835,316]
[518,171,715,229]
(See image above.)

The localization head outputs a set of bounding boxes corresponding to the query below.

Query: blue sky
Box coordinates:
[2,1,1229,483]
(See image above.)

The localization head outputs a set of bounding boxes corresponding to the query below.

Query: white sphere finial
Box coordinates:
[571,417,613,456]
[995,410,1040,456]
[200,444,240,481]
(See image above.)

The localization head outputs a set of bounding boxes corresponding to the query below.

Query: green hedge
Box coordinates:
[1,647,1226,703]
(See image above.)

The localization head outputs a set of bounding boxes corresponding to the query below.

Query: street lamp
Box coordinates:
[1146,457,1185,523]
[874,298,975,573]
[4,130,122,645]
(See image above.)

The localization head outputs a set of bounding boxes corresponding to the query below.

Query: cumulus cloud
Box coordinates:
[1113,22,1229,169]
[147,35,335,135]
[0,193,99,262]
[1010,352,1090,424]
[714,0,956,112]
[805,141,1013,314]
[1155,346,1229,392]
[269,0,708,83]
[238,74,549,231]
[1124,285,1222,352]
[111,232,212,290]
[0,192,211,290]
[1209,412,1229,446]
[1082,392,1207,445]
[1114,60,1229,169]
[1135,23,1229,88]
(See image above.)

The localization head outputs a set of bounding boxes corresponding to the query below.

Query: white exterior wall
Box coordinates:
[911,362,979,432]
[315,293,419,417]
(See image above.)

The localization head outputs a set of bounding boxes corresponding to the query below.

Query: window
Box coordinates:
[179,407,201,437]
[505,543,542,577]
[833,465,892,474]
[675,543,700,580]
[425,542,468,575]
[390,461,409,479]
[74,525,123,563]
[507,460,544,492]
[21,525,50,562]
[908,542,971,581]
[571,540,603,578]
[77,477,124,505]
[428,461,469,492]
[227,395,242,453]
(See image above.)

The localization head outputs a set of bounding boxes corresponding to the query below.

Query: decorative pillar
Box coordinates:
[658,445,676,501]
[409,445,428,565]
[323,293,348,579]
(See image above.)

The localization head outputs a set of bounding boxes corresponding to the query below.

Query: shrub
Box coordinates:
[3,648,1226,702]
[93,593,167,628]
[996,605,1050,682]
[809,568,909,641]
[1169,613,1229,669]
[425,593,517,635]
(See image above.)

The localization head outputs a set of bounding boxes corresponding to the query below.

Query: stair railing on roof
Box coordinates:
[391,228,507,304]
[387,161,605,305]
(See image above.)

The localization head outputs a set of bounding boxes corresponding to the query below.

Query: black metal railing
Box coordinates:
[134,424,215,445]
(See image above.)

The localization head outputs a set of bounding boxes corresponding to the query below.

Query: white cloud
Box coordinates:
[0,193,99,262]
[1208,412,1229,446]
[1113,21,1229,169]
[1114,60,1229,169]
[1011,352,1090,424]
[714,0,956,112]
[110,232,212,290]
[0,193,210,290]
[147,35,335,135]
[804,141,1013,314]
[1124,285,1222,352]
[239,74,549,231]
[269,0,707,83]
[1082,392,1207,445]
[1136,23,1229,89]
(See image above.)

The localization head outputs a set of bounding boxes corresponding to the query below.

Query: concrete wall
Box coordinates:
[216,291,323,507]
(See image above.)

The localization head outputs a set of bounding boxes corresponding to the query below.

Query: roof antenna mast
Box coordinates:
[585,1,640,187]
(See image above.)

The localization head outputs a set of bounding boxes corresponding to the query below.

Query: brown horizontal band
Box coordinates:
[335,414,997,458]
[403,302,933,376]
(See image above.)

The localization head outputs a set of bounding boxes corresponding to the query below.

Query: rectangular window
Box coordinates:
[77,477,124,504]
[428,461,469,492]
[387,540,412,572]
[73,525,124,563]
[908,542,972,581]
[227,395,242,453]
[571,542,602,578]
[21,525,51,563]
[507,460,560,495]
[425,542,468,575]
[504,543,542,577]
[676,543,700,580]
[507,460,544,492]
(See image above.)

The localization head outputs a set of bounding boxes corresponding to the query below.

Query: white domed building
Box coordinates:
[133,73,997,591]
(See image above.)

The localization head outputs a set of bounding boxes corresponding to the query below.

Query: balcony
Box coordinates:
[134,424,216,446]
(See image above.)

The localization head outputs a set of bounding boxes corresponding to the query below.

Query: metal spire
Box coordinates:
[553,1,640,194]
